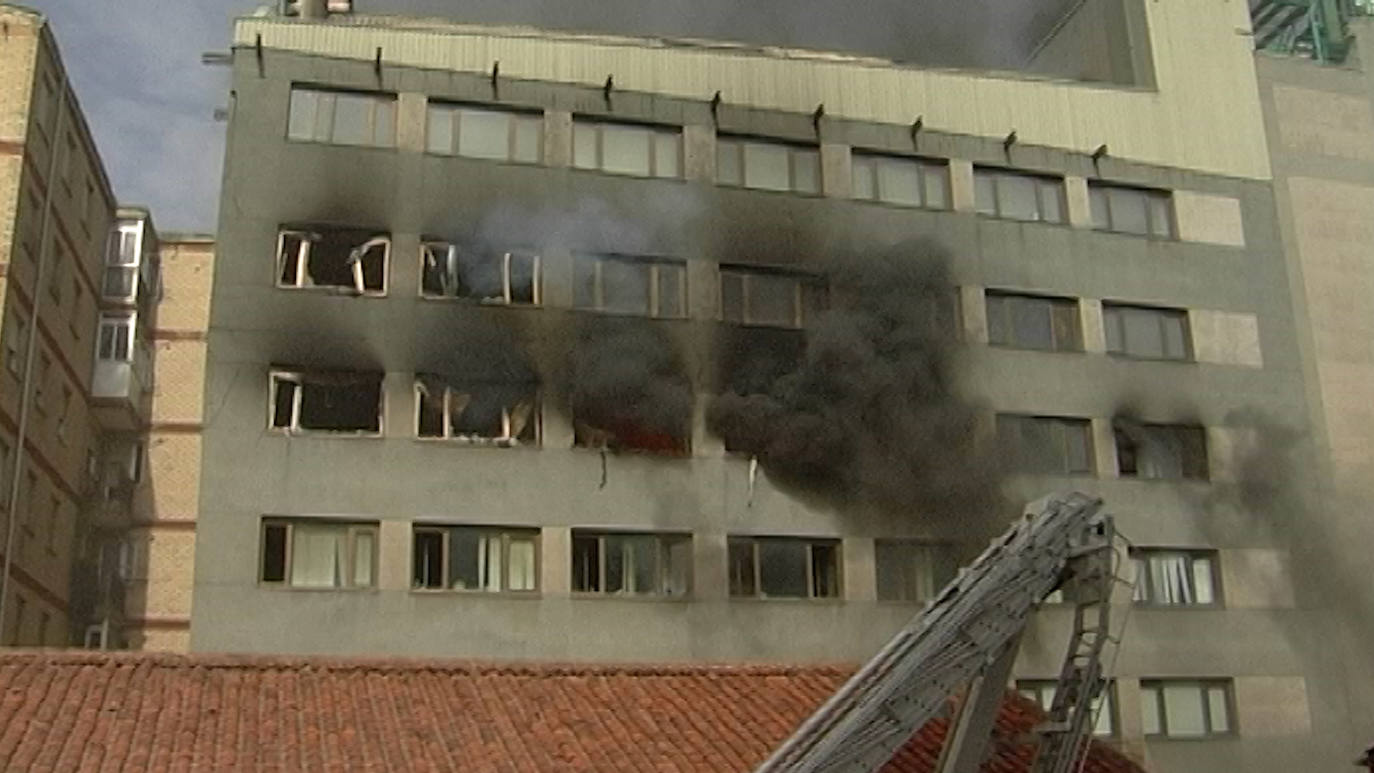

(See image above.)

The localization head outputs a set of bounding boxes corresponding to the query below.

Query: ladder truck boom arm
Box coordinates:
[755,492,1117,773]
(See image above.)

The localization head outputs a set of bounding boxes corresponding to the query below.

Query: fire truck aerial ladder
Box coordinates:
[756,492,1120,773]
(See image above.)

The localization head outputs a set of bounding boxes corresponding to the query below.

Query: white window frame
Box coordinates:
[716,136,822,194]
[268,370,384,436]
[419,241,542,305]
[413,380,540,445]
[1016,679,1118,737]
[572,119,682,178]
[573,254,686,318]
[1102,303,1192,361]
[276,228,390,296]
[973,167,1067,223]
[850,152,950,210]
[411,525,540,593]
[719,267,826,329]
[1140,679,1235,738]
[287,86,396,148]
[727,536,842,600]
[426,102,543,163]
[1130,549,1221,607]
[570,530,692,597]
[259,518,379,590]
[1089,183,1175,239]
[96,313,135,363]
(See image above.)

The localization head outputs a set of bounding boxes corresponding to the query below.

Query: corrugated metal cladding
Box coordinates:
[234,0,1272,181]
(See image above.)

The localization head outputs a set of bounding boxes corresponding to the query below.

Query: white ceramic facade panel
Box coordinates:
[1234,677,1313,737]
[236,0,1271,180]
[1174,191,1246,247]
[1189,309,1263,369]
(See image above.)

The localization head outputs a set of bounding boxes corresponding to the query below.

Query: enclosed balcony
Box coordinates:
[91,312,152,430]
[102,216,160,311]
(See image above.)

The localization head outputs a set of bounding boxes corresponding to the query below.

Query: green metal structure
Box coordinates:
[1250,0,1371,63]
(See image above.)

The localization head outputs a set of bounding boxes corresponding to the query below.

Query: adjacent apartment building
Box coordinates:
[0,3,162,650]
[193,1,1370,770]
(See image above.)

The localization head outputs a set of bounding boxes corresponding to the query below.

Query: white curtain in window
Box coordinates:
[601,125,652,176]
[1148,553,1193,604]
[477,535,502,592]
[508,538,536,591]
[458,108,510,160]
[1162,684,1207,736]
[1137,431,1182,479]
[290,525,344,587]
[352,530,374,587]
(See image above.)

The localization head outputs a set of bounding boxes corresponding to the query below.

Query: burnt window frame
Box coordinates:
[984,290,1083,352]
[715,135,822,195]
[413,378,540,446]
[572,253,687,319]
[1089,182,1176,239]
[425,101,543,164]
[572,117,683,179]
[570,530,693,598]
[418,241,542,305]
[973,166,1067,224]
[719,265,828,329]
[411,524,540,593]
[268,369,384,436]
[286,85,397,148]
[850,151,950,210]
[1102,302,1193,362]
[727,536,842,600]
[259,517,379,590]
[275,227,391,297]
[995,413,1096,476]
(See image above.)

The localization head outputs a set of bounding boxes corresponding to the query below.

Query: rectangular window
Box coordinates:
[1090,183,1174,238]
[1140,680,1234,738]
[420,242,540,305]
[717,136,821,194]
[719,266,826,329]
[1103,303,1191,361]
[573,254,686,318]
[1131,549,1220,606]
[426,103,541,163]
[5,313,27,376]
[277,227,389,295]
[259,518,378,589]
[996,414,1094,475]
[973,167,1066,224]
[985,291,1081,352]
[570,531,691,597]
[1016,679,1117,737]
[414,377,538,445]
[851,153,949,209]
[412,525,538,592]
[97,314,134,362]
[727,536,841,599]
[874,540,955,603]
[573,119,681,178]
[1114,423,1208,480]
[103,222,140,300]
[269,370,383,435]
[287,86,396,148]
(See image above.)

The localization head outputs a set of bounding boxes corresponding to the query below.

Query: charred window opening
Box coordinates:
[420,242,540,305]
[414,376,538,445]
[270,370,383,434]
[1114,421,1209,480]
[277,227,388,295]
[720,266,827,329]
[727,536,840,599]
[573,254,685,319]
[996,414,1094,475]
[570,530,691,597]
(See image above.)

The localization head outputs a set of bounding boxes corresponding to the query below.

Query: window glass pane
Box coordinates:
[974,172,997,215]
[374,99,395,146]
[656,264,684,318]
[665,538,691,597]
[508,536,536,591]
[792,150,820,194]
[1207,687,1230,733]
[572,534,600,592]
[1148,553,1193,604]
[601,124,652,176]
[1141,687,1162,735]
[1192,556,1215,604]
[744,143,791,191]
[1122,308,1165,358]
[513,116,541,163]
[721,272,745,323]
[449,529,481,590]
[717,140,742,185]
[480,535,502,592]
[1150,194,1174,238]
[1011,296,1054,350]
[1090,187,1110,230]
[288,89,317,141]
[852,159,877,200]
[1104,308,1124,353]
[811,543,839,598]
[748,274,797,327]
[877,158,922,206]
[1163,684,1207,736]
[727,540,755,596]
[1108,187,1149,234]
[999,174,1039,221]
[312,92,336,140]
[413,530,443,588]
[924,165,949,209]
[601,259,650,314]
[1093,691,1115,736]
[572,124,598,169]
[1039,181,1065,223]
[331,93,371,146]
[986,295,1009,346]
[458,108,511,160]
[654,132,681,178]
[290,524,344,587]
[758,540,808,597]
[426,106,454,154]
[1162,314,1188,360]
[1051,302,1080,350]
[1063,421,1091,473]
[352,530,375,587]
[573,255,598,309]
[262,524,288,582]
[1132,557,1148,601]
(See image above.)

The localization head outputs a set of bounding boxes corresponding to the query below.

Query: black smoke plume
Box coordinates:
[709,240,1000,519]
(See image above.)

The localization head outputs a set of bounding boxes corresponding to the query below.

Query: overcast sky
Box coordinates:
[27,0,1070,234]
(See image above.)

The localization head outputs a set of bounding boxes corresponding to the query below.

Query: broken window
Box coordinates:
[874,540,956,603]
[427,103,541,163]
[573,254,686,318]
[1103,303,1191,361]
[270,370,383,434]
[573,119,681,178]
[412,525,538,592]
[716,136,820,194]
[985,291,1081,352]
[277,227,389,295]
[287,86,396,147]
[1114,422,1208,480]
[1090,183,1174,238]
[570,531,691,597]
[720,266,827,329]
[996,414,1094,475]
[851,153,949,209]
[414,376,537,445]
[1017,680,1118,737]
[974,167,1066,223]
[260,518,378,588]
[420,242,540,305]
[1130,549,1219,606]
[1140,680,1234,738]
[727,536,840,599]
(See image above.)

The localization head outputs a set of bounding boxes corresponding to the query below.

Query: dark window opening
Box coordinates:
[1114,422,1208,480]
[270,371,383,434]
[277,227,388,295]
[996,414,1094,475]
[421,241,540,305]
[573,420,690,456]
[415,377,538,445]
[729,537,840,599]
[261,523,288,583]
[720,267,827,329]
[571,531,689,596]
[413,530,445,589]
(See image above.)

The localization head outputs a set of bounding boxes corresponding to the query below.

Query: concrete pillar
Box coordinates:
[683,124,716,182]
[1065,175,1093,228]
[693,394,724,457]
[820,142,852,198]
[1115,678,1148,750]
[382,371,413,440]
[541,247,574,309]
[1080,298,1107,354]
[949,159,976,213]
[1090,417,1118,478]
[543,109,573,168]
[842,537,876,601]
[377,519,410,591]
[695,532,729,599]
[395,93,427,153]
[542,526,571,595]
[388,232,420,298]
[959,285,988,345]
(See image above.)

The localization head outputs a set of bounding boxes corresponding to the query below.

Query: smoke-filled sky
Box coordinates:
[28,0,1074,233]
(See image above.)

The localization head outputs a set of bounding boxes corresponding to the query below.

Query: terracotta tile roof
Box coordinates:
[0,650,1145,772]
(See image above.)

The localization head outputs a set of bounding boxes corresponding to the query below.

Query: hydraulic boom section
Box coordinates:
[754,492,1116,773]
